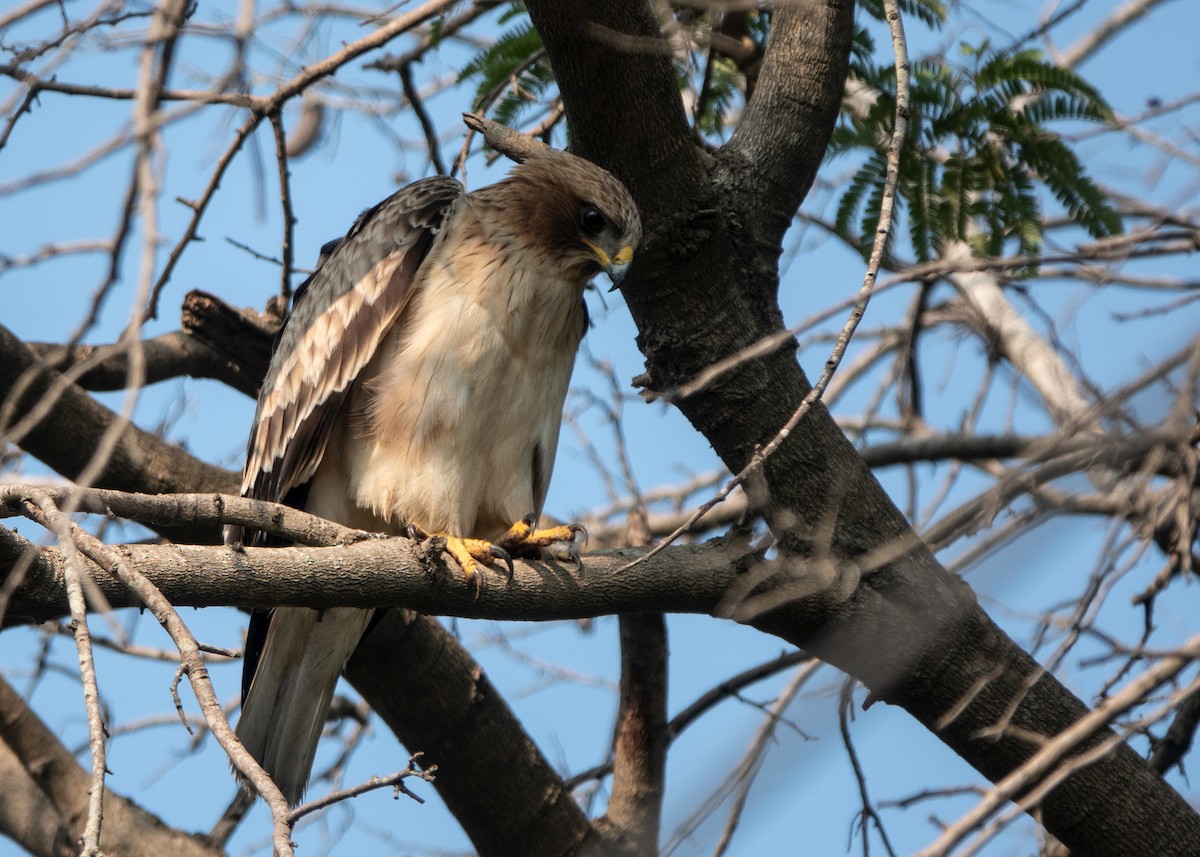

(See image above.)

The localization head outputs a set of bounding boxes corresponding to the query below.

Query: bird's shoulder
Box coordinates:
[239,176,466,503]
[285,176,466,329]
[346,175,466,244]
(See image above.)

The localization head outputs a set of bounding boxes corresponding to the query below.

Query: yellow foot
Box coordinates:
[494,515,586,561]
[408,516,586,584]
[407,524,511,581]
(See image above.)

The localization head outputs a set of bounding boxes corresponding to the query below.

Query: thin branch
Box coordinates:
[268,109,298,303]
[400,62,447,176]
[839,680,898,857]
[146,0,462,317]
[27,493,107,854]
[1056,0,1171,68]
[913,641,1200,857]
[693,661,819,857]
[287,754,437,822]
[0,485,368,547]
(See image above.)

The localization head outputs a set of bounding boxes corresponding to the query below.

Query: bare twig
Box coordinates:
[287,754,437,822]
[27,493,107,854]
[914,640,1200,857]
[268,109,298,303]
[0,484,369,546]
[400,63,447,176]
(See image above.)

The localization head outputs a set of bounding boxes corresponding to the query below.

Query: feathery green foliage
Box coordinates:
[830,41,1122,265]
[458,6,1118,270]
[693,56,741,139]
[457,5,549,126]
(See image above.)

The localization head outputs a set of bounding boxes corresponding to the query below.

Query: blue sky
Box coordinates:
[3,0,1200,855]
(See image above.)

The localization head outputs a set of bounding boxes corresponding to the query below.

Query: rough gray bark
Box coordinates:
[3,533,752,626]
[526,0,1200,854]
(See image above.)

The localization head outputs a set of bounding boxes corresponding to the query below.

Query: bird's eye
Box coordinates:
[580,205,607,236]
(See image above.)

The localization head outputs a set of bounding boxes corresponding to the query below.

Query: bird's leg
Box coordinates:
[406,524,513,580]
[494,515,587,563]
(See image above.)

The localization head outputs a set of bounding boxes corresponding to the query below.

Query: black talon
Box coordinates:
[491,545,514,580]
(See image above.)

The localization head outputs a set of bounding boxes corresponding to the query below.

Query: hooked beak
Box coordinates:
[586,242,635,291]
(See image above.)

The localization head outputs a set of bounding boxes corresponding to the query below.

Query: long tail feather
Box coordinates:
[236,606,373,804]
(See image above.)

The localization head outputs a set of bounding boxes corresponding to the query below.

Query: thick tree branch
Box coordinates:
[180,288,281,398]
[600,513,667,856]
[724,0,856,245]
[600,613,668,856]
[3,536,754,626]
[0,674,222,857]
[0,740,73,857]
[0,322,237,541]
[27,330,253,394]
[521,2,1200,854]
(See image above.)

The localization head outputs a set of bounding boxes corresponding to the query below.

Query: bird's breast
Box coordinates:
[327,244,587,538]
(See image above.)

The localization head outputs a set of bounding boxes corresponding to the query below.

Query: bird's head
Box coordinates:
[505,150,642,289]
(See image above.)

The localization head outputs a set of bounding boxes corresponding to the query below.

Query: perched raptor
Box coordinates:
[229,146,641,804]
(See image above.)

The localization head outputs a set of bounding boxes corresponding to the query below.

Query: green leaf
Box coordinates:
[835,151,888,246]
[829,38,1121,269]
[458,20,545,111]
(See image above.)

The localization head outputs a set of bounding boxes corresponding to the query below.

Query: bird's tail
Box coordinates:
[235,606,373,805]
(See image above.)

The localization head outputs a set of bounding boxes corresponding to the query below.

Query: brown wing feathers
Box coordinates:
[236,177,463,518]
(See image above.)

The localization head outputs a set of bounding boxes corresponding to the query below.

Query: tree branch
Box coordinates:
[26,330,252,394]
[519,3,1200,854]
[724,0,855,245]
[3,536,754,626]
[600,613,668,856]
[180,288,281,398]
[0,739,73,857]
[0,322,238,540]
[0,674,223,857]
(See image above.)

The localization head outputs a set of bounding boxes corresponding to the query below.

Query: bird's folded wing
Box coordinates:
[235,176,464,520]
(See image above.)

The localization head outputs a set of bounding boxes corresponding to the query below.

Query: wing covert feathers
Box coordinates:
[239,177,463,505]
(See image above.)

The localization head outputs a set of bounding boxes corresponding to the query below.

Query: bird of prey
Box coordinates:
[228,145,641,805]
